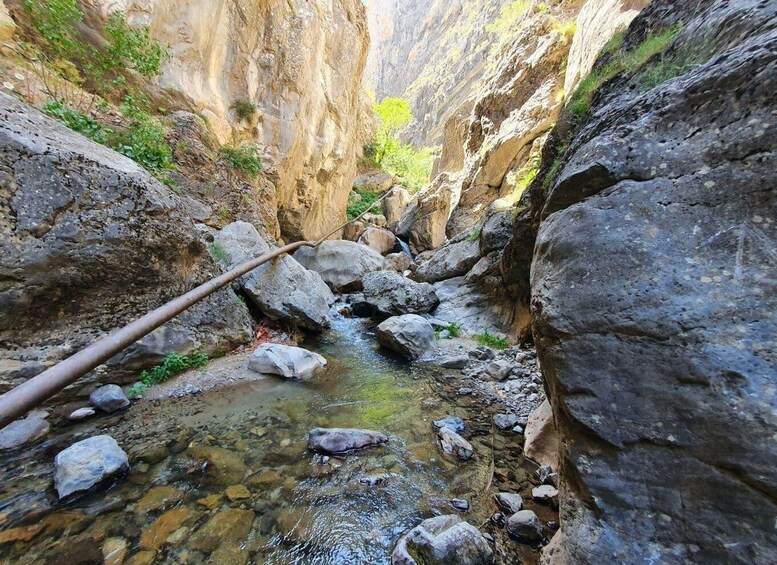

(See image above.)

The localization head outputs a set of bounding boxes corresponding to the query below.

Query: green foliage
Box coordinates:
[219,144,262,177]
[209,242,232,266]
[347,188,382,221]
[109,102,173,171]
[128,351,209,398]
[443,322,461,338]
[486,0,530,34]
[231,99,257,121]
[474,330,509,350]
[466,228,481,242]
[43,99,106,143]
[374,97,412,136]
[217,206,231,221]
[23,0,83,59]
[101,12,170,79]
[553,21,577,44]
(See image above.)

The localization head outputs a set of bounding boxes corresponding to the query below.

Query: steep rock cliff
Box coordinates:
[98,0,372,241]
[512,1,776,561]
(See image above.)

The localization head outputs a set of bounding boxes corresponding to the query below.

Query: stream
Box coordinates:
[0,313,553,564]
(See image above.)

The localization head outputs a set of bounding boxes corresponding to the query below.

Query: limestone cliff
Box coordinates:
[97,0,372,241]
[505,0,777,561]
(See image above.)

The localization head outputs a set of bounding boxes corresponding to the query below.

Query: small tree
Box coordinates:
[373,97,412,163]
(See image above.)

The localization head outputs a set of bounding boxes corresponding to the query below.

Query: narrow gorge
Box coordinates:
[0,1,774,564]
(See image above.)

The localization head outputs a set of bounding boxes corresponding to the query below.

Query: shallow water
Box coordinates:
[0,314,553,564]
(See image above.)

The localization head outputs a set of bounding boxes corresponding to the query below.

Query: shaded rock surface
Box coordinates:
[0,413,49,450]
[54,435,129,498]
[293,241,386,291]
[358,226,397,255]
[307,428,388,454]
[89,385,130,414]
[376,315,436,359]
[362,271,439,316]
[248,344,327,380]
[506,510,543,543]
[391,514,494,565]
[415,238,481,283]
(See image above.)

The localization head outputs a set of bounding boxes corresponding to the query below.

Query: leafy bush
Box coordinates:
[128,351,209,398]
[23,0,83,59]
[347,188,383,221]
[474,330,509,350]
[43,99,106,142]
[209,242,232,266]
[444,322,462,338]
[219,144,262,177]
[231,100,257,121]
[109,110,173,171]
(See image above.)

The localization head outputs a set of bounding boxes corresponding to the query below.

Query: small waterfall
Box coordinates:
[395,238,413,259]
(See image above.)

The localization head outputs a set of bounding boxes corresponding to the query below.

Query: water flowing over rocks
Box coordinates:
[54,435,129,498]
[307,428,388,455]
[376,315,436,359]
[248,344,327,380]
[391,514,494,565]
[293,241,386,291]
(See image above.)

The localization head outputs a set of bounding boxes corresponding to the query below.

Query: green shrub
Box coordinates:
[444,322,462,338]
[43,99,106,143]
[466,228,481,242]
[209,241,232,266]
[99,12,170,80]
[23,0,83,60]
[474,330,509,350]
[231,100,257,121]
[347,188,383,221]
[128,351,209,397]
[219,144,262,177]
[109,102,173,171]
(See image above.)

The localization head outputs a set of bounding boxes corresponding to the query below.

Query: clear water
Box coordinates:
[0,314,549,564]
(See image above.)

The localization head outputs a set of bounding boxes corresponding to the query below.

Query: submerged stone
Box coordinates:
[307,428,388,454]
[433,416,465,433]
[54,435,129,498]
[392,514,493,564]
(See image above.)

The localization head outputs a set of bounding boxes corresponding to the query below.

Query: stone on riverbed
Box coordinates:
[0,414,50,450]
[433,416,465,433]
[89,384,129,413]
[54,435,129,498]
[493,413,521,431]
[392,514,493,565]
[385,252,412,272]
[362,270,439,316]
[307,428,388,455]
[532,485,559,505]
[69,407,96,421]
[506,509,543,543]
[248,343,327,380]
[376,314,436,359]
[494,492,523,514]
[438,427,474,460]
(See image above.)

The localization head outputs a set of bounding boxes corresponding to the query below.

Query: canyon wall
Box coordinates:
[101,0,372,241]
[508,0,776,561]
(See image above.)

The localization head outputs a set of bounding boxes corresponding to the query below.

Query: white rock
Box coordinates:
[248,343,327,380]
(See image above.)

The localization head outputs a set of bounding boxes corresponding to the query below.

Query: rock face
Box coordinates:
[54,435,129,498]
[307,428,388,454]
[112,0,372,241]
[293,241,386,291]
[362,271,439,316]
[376,315,435,359]
[383,185,412,225]
[214,222,334,330]
[415,238,481,283]
[0,94,252,391]
[517,2,777,562]
[248,344,327,380]
[391,514,493,565]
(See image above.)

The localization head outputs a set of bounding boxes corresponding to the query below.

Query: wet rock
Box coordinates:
[493,413,520,431]
[209,543,248,565]
[532,485,559,505]
[248,343,327,380]
[358,474,390,487]
[225,484,251,501]
[125,551,156,565]
[433,416,465,433]
[140,507,196,550]
[486,360,512,382]
[185,445,246,485]
[137,444,169,465]
[136,486,184,514]
[307,428,388,454]
[392,514,493,565]
[190,508,254,553]
[362,271,439,316]
[450,499,469,512]
[438,428,474,460]
[385,252,412,272]
[439,355,469,369]
[494,493,523,514]
[54,435,129,498]
[376,314,436,359]
[415,239,481,283]
[197,494,223,510]
[506,510,543,543]
[89,384,130,413]
[68,407,96,421]
[0,414,50,450]
[102,537,128,565]
[48,538,103,565]
[293,240,386,291]
[358,226,397,255]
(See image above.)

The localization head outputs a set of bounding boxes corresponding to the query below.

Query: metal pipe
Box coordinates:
[0,240,313,428]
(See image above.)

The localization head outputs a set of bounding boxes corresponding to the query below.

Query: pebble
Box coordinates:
[450,498,469,512]
[457,387,474,396]
[69,407,96,421]
[493,413,520,430]
[494,492,523,514]
[532,484,559,504]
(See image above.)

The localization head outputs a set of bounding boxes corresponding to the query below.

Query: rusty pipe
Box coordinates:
[0,240,313,429]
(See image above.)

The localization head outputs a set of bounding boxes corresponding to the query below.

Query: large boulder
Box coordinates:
[0,94,251,389]
[415,238,481,283]
[307,428,388,454]
[438,427,474,460]
[248,343,327,380]
[293,240,386,291]
[395,174,456,252]
[214,222,334,330]
[54,435,129,498]
[353,171,395,193]
[431,277,508,335]
[522,400,559,469]
[392,515,493,565]
[383,185,412,226]
[362,271,439,316]
[376,315,436,359]
[524,3,777,562]
[479,211,513,254]
[358,226,397,255]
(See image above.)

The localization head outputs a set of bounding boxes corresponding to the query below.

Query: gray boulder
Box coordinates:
[248,344,327,380]
[433,416,465,433]
[480,211,513,253]
[376,315,436,359]
[392,514,493,565]
[0,414,49,450]
[385,252,412,273]
[89,384,129,413]
[54,435,129,498]
[363,271,439,316]
[383,185,412,226]
[415,239,481,283]
[307,428,388,454]
[439,355,469,369]
[494,493,523,514]
[438,427,474,460]
[532,485,559,505]
[293,240,386,291]
[506,510,543,543]
[358,227,397,255]
[493,413,521,431]
[214,222,334,330]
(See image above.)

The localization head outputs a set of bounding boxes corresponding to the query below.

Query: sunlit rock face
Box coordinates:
[98,0,372,241]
